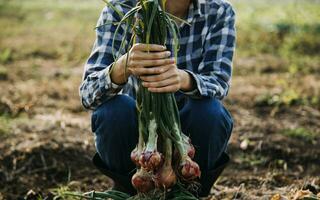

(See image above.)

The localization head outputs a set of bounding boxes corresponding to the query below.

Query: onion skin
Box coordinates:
[130,147,141,167]
[184,143,195,159]
[139,150,163,171]
[173,142,196,161]
[139,118,163,171]
[173,143,196,164]
[154,137,177,189]
[154,165,177,189]
[181,134,195,159]
[131,169,155,193]
[180,157,201,180]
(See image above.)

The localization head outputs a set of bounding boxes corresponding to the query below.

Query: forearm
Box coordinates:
[80,64,124,110]
[183,70,230,99]
[110,54,130,85]
[80,2,132,110]
[179,70,196,92]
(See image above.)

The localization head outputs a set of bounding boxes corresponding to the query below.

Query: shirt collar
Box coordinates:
[194,0,205,17]
[185,0,205,24]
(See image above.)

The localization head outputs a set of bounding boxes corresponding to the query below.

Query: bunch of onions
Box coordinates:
[103,0,201,196]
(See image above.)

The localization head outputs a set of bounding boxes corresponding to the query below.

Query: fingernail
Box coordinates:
[162,46,167,50]
[166,51,171,56]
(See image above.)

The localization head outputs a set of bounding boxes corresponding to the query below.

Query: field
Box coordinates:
[0,0,319,199]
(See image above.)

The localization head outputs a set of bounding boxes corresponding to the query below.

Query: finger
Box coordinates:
[142,75,178,88]
[140,65,174,82]
[132,43,166,51]
[133,51,171,60]
[131,66,164,76]
[148,85,180,93]
[131,58,175,68]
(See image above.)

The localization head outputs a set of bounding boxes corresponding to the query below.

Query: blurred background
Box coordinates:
[0,0,319,199]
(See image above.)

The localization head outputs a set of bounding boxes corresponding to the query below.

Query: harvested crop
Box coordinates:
[101,0,201,198]
[131,168,155,193]
[154,137,177,189]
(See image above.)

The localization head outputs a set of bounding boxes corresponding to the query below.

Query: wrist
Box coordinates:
[179,70,194,92]
[110,54,129,85]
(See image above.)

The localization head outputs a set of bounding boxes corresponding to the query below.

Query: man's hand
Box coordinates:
[140,64,194,93]
[111,43,172,85]
[111,43,195,93]
[126,43,175,77]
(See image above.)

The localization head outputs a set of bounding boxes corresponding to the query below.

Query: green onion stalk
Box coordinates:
[103,0,201,195]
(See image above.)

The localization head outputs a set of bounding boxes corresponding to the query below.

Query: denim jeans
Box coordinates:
[91,94,233,176]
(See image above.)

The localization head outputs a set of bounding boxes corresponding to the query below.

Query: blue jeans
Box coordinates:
[91,95,233,175]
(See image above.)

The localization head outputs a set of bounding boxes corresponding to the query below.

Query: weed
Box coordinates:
[0,115,10,135]
[255,90,302,108]
[0,66,8,80]
[281,128,317,142]
[51,186,75,200]
[0,49,12,64]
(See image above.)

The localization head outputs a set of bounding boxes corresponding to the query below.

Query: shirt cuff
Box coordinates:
[179,70,202,98]
[104,62,125,91]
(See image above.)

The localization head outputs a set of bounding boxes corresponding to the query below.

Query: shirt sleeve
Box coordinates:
[79,4,128,110]
[182,3,236,99]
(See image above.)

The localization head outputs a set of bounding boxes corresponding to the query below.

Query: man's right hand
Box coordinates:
[110,43,174,85]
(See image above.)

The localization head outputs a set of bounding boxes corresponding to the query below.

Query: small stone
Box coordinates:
[240,139,249,150]
[271,194,281,200]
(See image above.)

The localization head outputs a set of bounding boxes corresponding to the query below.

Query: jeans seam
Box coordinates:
[91,112,97,133]
[221,105,234,136]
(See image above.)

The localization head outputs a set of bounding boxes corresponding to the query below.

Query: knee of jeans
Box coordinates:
[186,98,233,136]
[91,95,136,132]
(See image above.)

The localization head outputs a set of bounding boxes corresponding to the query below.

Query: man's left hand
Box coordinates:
[140,61,195,93]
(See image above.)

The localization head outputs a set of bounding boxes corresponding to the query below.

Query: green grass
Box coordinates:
[254,76,320,109]
[229,0,320,73]
[281,128,318,142]
[0,48,12,64]
[0,114,31,135]
[230,0,320,52]
[0,65,8,80]
[255,88,302,107]
[1,0,319,61]
[1,0,319,71]
[0,115,10,135]
[0,0,104,66]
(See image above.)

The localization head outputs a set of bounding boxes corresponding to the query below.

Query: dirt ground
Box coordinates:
[1,57,319,199]
[0,0,319,199]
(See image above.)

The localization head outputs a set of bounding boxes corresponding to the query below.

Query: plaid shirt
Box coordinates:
[80,0,236,110]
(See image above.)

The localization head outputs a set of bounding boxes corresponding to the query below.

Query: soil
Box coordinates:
[0,57,319,200]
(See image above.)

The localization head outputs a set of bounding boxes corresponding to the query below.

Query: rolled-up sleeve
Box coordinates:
[79,4,128,110]
[184,3,236,99]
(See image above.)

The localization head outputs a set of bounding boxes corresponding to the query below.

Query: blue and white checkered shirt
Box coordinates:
[80,0,236,110]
